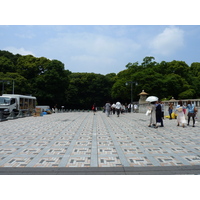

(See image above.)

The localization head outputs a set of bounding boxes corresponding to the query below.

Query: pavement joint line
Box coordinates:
[90,114,98,167]
[0,127,57,166]
[109,115,161,166]
[0,113,81,167]
[26,132,68,167]
[148,127,199,165]
[100,114,131,167]
[58,113,91,167]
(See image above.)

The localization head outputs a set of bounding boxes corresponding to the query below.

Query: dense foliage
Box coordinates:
[0,50,200,109]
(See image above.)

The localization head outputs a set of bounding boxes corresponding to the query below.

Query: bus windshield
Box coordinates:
[0,97,10,105]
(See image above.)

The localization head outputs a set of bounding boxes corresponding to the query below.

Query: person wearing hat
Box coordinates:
[148,101,157,128]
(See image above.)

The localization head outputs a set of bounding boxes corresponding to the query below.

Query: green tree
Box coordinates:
[16,55,40,80]
[167,60,190,78]
[0,50,22,67]
[141,56,157,68]
[33,60,71,107]
[0,72,30,95]
[179,89,196,99]
[0,56,15,73]
[66,73,113,109]
[111,78,129,102]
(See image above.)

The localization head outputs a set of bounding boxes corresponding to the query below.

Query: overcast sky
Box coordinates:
[1,1,199,75]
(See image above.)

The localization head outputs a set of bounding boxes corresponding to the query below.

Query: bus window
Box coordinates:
[10,98,16,105]
[0,97,10,105]
[33,99,36,108]
[20,98,24,109]
[24,99,28,109]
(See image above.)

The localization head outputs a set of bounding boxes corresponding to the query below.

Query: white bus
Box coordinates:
[0,94,37,116]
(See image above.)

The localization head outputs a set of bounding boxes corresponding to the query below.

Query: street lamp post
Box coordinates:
[0,80,9,95]
[126,81,138,113]
[12,80,15,94]
[0,80,15,95]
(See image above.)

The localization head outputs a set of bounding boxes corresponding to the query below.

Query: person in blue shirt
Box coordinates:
[186,100,196,127]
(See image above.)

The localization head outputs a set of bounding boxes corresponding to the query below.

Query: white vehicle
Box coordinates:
[36,105,51,112]
[0,94,37,116]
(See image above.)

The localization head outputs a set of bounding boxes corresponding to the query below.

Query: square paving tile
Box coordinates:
[71,148,91,155]
[17,148,44,155]
[0,148,19,155]
[98,157,122,167]
[127,156,153,167]
[66,157,91,167]
[44,148,68,155]
[1,157,34,167]
[154,156,184,166]
[182,155,200,165]
[98,147,117,155]
[34,157,62,167]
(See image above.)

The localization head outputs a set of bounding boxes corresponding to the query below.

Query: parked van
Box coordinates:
[36,105,51,114]
[0,94,37,116]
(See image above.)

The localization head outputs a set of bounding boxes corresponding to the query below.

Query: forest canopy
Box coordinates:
[0,50,200,109]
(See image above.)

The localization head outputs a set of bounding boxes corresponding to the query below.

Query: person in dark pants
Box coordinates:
[168,102,173,120]
[156,101,164,127]
[186,100,196,127]
[115,101,122,117]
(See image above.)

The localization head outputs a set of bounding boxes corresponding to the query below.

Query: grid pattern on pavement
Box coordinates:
[0,112,200,168]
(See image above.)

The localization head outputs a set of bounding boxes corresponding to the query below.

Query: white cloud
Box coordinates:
[41,32,141,59]
[15,33,35,39]
[37,31,141,74]
[149,26,184,56]
[3,47,35,56]
[70,54,117,74]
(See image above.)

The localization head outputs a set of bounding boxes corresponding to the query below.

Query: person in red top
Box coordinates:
[92,103,97,115]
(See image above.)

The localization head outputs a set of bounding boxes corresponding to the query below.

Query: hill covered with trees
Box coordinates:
[1,50,200,109]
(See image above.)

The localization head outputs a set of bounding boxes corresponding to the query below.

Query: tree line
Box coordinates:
[1,50,200,109]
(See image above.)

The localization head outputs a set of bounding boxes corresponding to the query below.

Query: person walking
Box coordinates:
[121,104,125,114]
[111,103,116,115]
[133,104,138,113]
[186,100,196,127]
[148,101,157,128]
[92,103,97,115]
[156,101,164,127]
[160,101,164,120]
[168,102,173,120]
[176,100,187,128]
[105,101,111,117]
[115,101,122,117]
[128,103,132,113]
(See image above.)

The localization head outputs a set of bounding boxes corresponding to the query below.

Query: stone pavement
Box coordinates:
[0,111,200,174]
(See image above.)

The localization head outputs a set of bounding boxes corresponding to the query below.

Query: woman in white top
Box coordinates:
[148,101,157,128]
[176,100,187,128]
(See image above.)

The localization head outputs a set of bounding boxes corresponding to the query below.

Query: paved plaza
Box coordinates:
[0,111,200,174]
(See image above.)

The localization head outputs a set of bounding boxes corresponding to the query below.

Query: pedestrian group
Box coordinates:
[92,99,198,129]
[148,99,198,128]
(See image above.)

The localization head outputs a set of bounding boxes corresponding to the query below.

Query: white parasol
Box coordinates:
[146,96,158,102]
